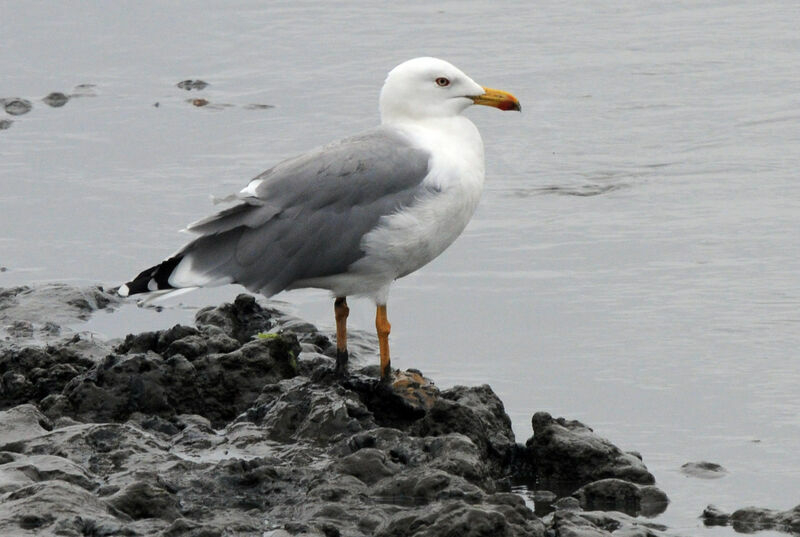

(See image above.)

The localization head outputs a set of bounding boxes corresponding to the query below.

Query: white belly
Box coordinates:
[355,181,482,279]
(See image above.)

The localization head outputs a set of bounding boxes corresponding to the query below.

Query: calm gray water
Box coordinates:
[2,2,799,534]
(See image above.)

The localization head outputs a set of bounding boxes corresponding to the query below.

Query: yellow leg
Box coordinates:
[334,297,349,376]
[376,304,392,381]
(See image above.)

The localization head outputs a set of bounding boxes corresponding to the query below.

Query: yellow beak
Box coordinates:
[472,87,521,111]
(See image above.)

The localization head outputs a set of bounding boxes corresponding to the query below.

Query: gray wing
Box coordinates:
[174,126,431,296]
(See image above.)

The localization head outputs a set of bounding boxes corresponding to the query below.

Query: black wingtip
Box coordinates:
[119,255,184,297]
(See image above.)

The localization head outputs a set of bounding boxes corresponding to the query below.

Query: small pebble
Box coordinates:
[0,120,12,130]
[71,84,97,97]
[43,92,70,107]
[177,79,209,91]
[190,98,209,107]
[3,98,33,116]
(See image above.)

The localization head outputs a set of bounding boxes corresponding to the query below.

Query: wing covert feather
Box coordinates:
[176,126,431,295]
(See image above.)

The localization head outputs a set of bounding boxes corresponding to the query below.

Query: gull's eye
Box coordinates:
[435,77,450,87]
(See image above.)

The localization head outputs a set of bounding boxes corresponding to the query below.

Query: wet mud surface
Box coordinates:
[0,284,788,536]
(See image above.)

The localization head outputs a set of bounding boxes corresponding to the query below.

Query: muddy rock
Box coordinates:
[0,481,133,536]
[519,411,655,486]
[0,404,53,446]
[0,337,104,410]
[0,284,119,342]
[702,504,730,525]
[377,499,546,537]
[0,453,95,492]
[572,478,669,517]
[243,377,373,444]
[57,332,300,426]
[108,480,181,521]
[547,509,674,537]
[0,286,676,536]
[342,370,436,428]
[703,503,800,534]
[194,293,331,349]
[680,460,727,479]
[410,384,516,476]
[552,496,583,512]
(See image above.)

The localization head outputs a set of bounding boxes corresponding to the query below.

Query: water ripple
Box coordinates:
[509,182,628,198]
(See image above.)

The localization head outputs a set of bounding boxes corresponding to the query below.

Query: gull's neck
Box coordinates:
[383,114,483,150]
[387,115,485,191]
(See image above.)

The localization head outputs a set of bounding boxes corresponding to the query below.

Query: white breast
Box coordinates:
[351,116,486,292]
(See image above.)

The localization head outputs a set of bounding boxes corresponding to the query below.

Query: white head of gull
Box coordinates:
[119,57,520,381]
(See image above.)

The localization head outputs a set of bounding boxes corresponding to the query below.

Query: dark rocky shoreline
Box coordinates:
[0,284,789,536]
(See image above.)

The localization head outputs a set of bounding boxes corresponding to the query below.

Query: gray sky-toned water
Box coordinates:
[2,2,800,534]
